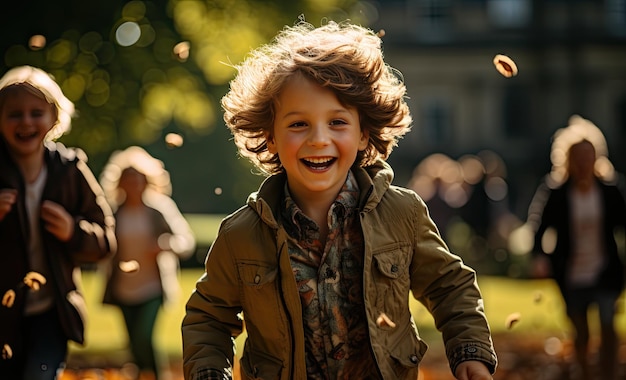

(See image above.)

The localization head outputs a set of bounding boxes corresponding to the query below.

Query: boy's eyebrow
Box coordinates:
[279,108,353,118]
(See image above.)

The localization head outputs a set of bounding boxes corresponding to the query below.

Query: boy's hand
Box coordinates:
[455,360,493,380]
[0,189,17,221]
[41,200,74,242]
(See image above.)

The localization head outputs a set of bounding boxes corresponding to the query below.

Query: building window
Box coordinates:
[487,0,531,28]
[421,97,452,144]
[606,0,626,36]
[407,0,452,42]
[502,84,530,138]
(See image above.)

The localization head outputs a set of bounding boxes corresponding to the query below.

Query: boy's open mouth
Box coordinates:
[301,157,336,170]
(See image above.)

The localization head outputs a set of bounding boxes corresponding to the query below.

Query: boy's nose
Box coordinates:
[307,125,330,146]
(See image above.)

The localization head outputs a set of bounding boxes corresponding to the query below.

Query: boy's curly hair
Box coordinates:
[221,20,413,175]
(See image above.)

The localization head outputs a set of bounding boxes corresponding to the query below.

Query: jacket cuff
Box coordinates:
[194,367,233,380]
[448,342,497,375]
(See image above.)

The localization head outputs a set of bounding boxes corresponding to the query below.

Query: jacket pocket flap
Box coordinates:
[237,261,278,289]
[372,246,410,279]
[389,335,428,368]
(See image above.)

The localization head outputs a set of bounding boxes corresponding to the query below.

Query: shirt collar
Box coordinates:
[282,170,360,234]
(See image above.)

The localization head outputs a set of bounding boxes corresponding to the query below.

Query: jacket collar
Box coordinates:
[353,159,394,212]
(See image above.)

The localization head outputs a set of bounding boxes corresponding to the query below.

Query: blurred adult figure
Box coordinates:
[99,146,195,380]
[528,115,626,380]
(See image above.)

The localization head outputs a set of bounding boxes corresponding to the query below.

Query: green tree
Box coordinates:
[1,0,368,213]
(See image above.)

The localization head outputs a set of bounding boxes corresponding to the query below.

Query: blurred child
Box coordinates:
[182,20,497,380]
[528,115,626,380]
[0,65,116,380]
[100,146,195,380]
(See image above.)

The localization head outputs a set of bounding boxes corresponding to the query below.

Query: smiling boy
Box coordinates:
[182,20,497,380]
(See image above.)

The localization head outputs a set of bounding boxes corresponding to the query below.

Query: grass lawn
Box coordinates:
[182,213,226,247]
[64,213,626,377]
[68,269,626,365]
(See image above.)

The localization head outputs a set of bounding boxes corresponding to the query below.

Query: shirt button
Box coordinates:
[254,274,261,284]
[391,264,398,273]
[409,355,418,364]
[466,347,478,353]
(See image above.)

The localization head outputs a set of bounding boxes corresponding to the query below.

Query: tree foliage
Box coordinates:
[1,0,368,213]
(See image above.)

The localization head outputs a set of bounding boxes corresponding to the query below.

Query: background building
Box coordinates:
[370,0,626,218]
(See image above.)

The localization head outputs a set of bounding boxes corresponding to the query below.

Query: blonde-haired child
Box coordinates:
[0,65,116,380]
[99,145,196,379]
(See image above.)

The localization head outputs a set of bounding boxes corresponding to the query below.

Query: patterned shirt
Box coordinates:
[281,171,381,379]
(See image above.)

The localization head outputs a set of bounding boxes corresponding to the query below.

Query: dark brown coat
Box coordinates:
[0,140,116,358]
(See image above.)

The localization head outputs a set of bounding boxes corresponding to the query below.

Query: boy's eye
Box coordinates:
[286,119,348,128]
[288,121,307,128]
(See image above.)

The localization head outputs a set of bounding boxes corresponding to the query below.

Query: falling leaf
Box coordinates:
[165,133,184,148]
[376,313,397,328]
[505,312,521,330]
[23,271,46,291]
[1,290,15,308]
[2,344,12,360]
[173,41,191,62]
[493,54,518,78]
[119,260,140,273]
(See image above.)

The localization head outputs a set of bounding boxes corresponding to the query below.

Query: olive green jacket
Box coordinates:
[182,160,497,379]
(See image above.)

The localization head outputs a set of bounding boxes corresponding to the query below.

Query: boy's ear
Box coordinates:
[265,132,277,154]
[358,129,369,151]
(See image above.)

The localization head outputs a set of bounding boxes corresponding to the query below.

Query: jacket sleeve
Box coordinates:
[409,196,497,374]
[182,217,244,380]
[64,158,116,264]
[527,180,557,256]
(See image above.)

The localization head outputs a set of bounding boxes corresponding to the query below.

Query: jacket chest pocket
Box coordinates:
[237,262,281,310]
[371,244,411,312]
[238,261,278,289]
[236,261,289,347]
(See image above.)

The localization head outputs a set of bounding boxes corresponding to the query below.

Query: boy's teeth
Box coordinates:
[306,157,332,164]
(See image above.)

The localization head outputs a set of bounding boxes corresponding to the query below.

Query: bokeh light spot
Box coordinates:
[86,78,110,107]
[79,32,103,53]
[62,74,87,102]
[122,0,147,20]
[544,337,563,356]
[136,24,156,47]
[116,21,141,47]
[485,176,508,201]
[47,39,76,66]
[29,35,47,50]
